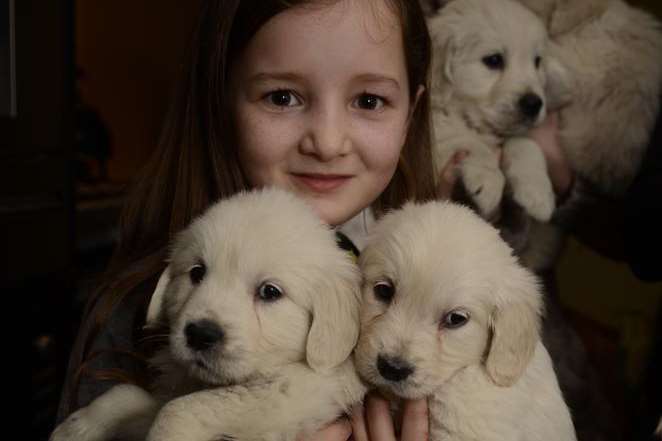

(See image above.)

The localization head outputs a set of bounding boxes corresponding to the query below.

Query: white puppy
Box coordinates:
[515,0,662,195]
[354,201,577,441]
[51,187,365,441]
[427,0,558,223]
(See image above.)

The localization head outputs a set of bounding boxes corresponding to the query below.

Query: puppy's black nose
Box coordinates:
[518,93,543,118]
[185,320,224,351]
[377,354,414,382]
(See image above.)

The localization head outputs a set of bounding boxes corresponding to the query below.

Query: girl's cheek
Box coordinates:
[359,118,408,165]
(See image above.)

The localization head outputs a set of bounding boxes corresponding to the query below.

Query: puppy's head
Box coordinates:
[146,187,361,385]
[428,0,550,136]
[355,201,542,399]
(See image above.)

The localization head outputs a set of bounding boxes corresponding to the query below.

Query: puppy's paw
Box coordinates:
[459,159,505,219]
[50,408,108,441]
[510,174,555,222]
[502,137,555,222]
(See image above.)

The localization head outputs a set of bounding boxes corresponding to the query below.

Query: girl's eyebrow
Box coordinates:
[248,72,306,83]
[353,73,401,90]
[247,72,401,90]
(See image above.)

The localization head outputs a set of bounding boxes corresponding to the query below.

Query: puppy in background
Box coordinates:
[354,200,576,441]
[427,0,558,225]
[428,0,662,271]
[516,0,662,195]
[51,188,365,441]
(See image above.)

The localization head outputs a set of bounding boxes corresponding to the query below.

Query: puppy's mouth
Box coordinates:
[375,377,430,400]
[185,355,241,386]
[194,358,212,372]
[486,104,544,138]
[492,116,537,138]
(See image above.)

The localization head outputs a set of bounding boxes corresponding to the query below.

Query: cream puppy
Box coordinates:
[354,201,577,441]
[515,0,662,195]
[427,0,558,222]
[51,188,365,441]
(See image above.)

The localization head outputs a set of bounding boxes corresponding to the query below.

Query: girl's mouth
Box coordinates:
[292,173,352,192]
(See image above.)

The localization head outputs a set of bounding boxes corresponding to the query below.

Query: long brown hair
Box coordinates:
[63,0,436,414]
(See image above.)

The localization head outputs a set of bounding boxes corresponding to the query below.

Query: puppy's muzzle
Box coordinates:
[377,354,415,382]
[518,93,543,119]
[185,320,225,352]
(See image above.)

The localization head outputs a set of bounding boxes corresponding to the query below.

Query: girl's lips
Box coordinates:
[292,173,352,192]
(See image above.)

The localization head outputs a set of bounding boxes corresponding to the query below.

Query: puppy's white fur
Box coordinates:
[516,0,662,195]
[355,201,576,441]
[427,0,556,222]
[51,188,365,441]
[429,0,662,272]
[515,0,662,271]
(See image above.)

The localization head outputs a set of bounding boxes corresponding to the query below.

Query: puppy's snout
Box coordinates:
[185,320,224,351]
[518,93,543,119]
[377,354,415,382]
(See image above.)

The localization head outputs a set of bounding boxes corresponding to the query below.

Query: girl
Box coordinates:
[57,0,448,440]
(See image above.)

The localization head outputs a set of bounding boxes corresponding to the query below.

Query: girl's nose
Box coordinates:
[300,104,351,161]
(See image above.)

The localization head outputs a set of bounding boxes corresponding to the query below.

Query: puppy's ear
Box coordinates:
[145,266,171,328]
[543,51,572,111]
[485,266,542,386]
[427,13,458,106]
[306,265,361,372]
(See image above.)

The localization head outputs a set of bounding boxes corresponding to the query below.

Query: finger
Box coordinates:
[452,150,468,164]
[298,419,352,441]
[436,161,458,200]
[365,393,396,441]
[350,404,369,441]
[436,150,467,199]
[325,420,352,441]
[400,399,429,441]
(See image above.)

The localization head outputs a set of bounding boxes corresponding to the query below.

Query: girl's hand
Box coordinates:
[436,150,469,200]
[438,113,574,202]
[350,393,429,441]
[298,419,352,441]
[528,112,574,199]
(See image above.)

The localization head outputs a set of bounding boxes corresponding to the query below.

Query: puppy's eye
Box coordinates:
[442,310,470,329]
[535,55,542,69]
[189,263,206,285]
[373,280,395,304]
[257,282,283,302]
[482,53,504,70]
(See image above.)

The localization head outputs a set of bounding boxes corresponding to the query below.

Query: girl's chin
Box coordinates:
[306,199,363,227]
[256,180,370,226]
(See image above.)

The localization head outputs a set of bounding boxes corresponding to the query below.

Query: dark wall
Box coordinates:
[75,0,202,183]
[1,0,74,282]
[0,1,76,440]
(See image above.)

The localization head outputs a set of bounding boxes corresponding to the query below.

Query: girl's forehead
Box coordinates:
[236,0,406,81]
[283,0,400,37]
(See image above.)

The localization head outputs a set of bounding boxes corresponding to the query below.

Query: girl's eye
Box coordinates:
[535,55,542,69]
[189,263,206,285]
[266,90,301,107]
[257,282,283,302]
[482,53,505,70]
[354,93,385,111]
[442,310,470,329]
[373,279,395,303]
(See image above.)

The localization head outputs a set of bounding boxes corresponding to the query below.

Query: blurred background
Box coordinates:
[1,0,659,440]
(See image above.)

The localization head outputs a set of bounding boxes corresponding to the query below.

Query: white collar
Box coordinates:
[336,209,375,252]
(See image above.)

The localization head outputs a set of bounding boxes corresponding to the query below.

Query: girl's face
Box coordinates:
[231,0,416,226]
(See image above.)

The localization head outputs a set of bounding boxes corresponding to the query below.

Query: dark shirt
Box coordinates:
[624,109,662,282]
